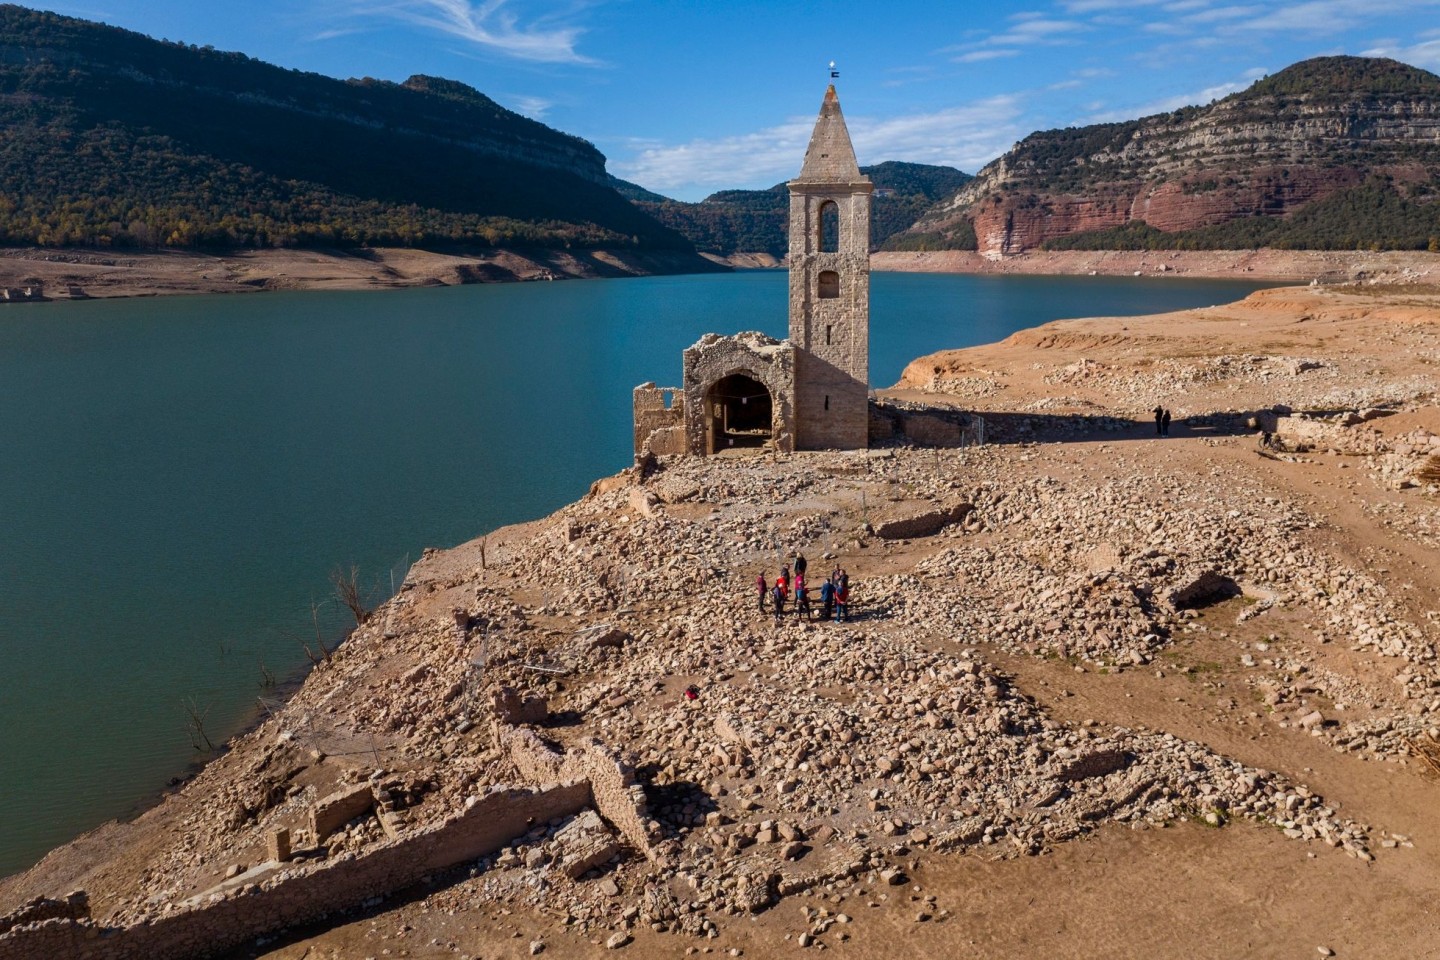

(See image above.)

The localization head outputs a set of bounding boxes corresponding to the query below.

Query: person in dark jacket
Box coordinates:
[819,578,836,621]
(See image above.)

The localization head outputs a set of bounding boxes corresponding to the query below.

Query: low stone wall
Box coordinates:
[633,384,686,459]
[498,726,655,857]
[0,782,590,960]
[869,399,980,447]
[310,784,375,841]
[0,893,87,937]
[871,502,973,540]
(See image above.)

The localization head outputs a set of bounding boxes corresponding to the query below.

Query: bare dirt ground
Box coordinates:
[5,284,1440,960]
[0,246,720,300]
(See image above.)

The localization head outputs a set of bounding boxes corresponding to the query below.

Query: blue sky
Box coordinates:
[32,0,1440,200]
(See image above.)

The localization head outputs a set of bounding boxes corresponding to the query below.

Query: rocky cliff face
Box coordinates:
[903,57,1440,256]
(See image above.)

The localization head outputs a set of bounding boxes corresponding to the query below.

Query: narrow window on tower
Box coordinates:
[825,324,832,345]
[818,270,840,299]
[824,395,830,411]
[819,201,840,253]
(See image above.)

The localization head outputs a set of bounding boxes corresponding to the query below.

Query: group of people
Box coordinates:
[756,553,852,624]
[1151,405,1174,436]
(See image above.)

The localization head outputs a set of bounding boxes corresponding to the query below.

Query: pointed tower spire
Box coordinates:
[786,81,872,452]
[797,85,862,182]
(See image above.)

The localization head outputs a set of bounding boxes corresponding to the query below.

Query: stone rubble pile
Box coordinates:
[75,429,1438,946]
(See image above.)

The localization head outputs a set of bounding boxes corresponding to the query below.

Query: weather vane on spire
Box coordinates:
[829,60,839,79]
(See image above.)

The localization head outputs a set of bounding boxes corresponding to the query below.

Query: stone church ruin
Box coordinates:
[634,84,874,457]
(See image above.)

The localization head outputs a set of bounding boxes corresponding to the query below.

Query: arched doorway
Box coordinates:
[705,374,774,454]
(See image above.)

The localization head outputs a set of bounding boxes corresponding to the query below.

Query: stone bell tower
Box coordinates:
[788,84,872,451]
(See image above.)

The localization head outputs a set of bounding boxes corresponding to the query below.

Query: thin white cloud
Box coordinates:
[327,0,594,63]
[1363,36,1440,69]
[1084,68,1266,121]
[944,13,1087,62]
[1185,4,1263,23]
[507,94,553,117]
[1233,0,1440,34]
[956,49,1022,63]
[1059,0,1179,11]
[614,96,1025,200]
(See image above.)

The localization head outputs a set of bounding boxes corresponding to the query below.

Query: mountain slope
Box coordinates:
[0,4,692,252]
[633,162,972,257]
[894,56,1440,256]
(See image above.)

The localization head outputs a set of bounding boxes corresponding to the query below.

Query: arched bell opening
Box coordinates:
[705,374,774,455]
[818,200,840,253]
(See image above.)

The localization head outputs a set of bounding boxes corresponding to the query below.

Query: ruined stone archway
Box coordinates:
[704,374,774,454]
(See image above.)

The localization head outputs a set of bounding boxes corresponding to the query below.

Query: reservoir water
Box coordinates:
[0,270,1271,877]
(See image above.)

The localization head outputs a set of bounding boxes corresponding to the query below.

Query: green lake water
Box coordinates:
[0,270,1271,876]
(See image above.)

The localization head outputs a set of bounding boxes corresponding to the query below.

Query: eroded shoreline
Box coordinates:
[4,284,1440,960]
[0,246,724,302]
[3,246,1439,304]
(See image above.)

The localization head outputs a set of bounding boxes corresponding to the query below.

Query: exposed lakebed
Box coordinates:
[0,270,1270,876]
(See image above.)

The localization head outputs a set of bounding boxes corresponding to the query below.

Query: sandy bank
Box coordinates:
[0,246,724,302]
[873,247,1440,283]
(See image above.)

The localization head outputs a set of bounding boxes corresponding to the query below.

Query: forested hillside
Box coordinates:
[630,162,971,257]
[0,5,691,251]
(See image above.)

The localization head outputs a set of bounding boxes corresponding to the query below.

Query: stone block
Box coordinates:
[576,623,630,651]
[310,784,375,841]
[1165,568,1236,609]
[267,828,291,863]
[872,502,973,540]
[492,685,549,725]
[553,810,622,879]
[1054,749,1132,782]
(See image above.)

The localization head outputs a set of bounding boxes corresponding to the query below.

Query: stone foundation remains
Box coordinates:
[0,729,654,960]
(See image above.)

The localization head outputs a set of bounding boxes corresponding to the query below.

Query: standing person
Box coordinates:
[819,577,836,621]
[795,579,810,619]
[756,572,768,613]
[1153,405,1164,436]
[795,553,808,581]
[776,569,789,602]
[834,579,849,623]
[772,583,786,624]
[1162,408,1172,436]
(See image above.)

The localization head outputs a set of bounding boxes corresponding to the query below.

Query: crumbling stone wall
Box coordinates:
[681,332,796,455]
[310,783,375,841]
[496,725,656,858]
[632,383,686,458]
[869,399,982,447]
[0,782,590,960]
[0,893,87,937]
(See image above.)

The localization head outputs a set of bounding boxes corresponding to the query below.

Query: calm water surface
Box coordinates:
[0,270,1270,876]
